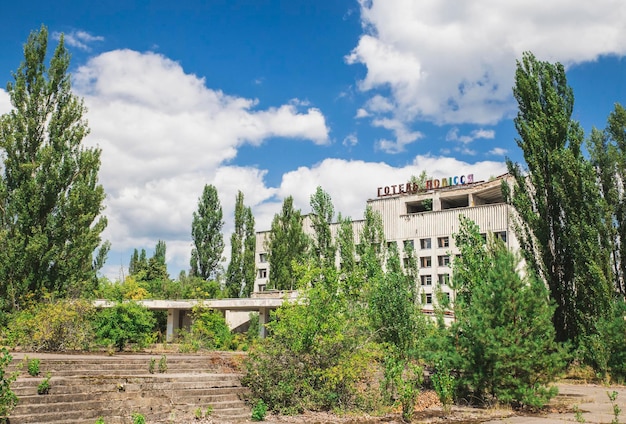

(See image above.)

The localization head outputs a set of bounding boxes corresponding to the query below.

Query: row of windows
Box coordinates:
[420,255,451,268]
[421,292,450,305]
[420,274,450,286]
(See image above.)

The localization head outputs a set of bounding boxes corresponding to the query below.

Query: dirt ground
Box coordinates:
[195,383,626,424]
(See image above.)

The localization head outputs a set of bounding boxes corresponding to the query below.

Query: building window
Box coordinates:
[438,255,450,267]
[420,256,432,268]
[437,236,449,248]
[259,253,267,263]
[420,275,432,286]
[403,239,414,250]
[421,293,433,305]
[495,231,507,243]
[258,284,266,292]
[420,238,431,249]
[438,273,450,285]
[258,268,267,279]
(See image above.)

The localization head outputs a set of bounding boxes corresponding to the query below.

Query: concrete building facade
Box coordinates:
[253,174,518,311]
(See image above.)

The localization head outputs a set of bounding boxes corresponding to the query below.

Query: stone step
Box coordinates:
[6,352,251,424]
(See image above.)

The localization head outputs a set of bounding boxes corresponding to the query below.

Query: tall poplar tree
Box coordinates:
[226,191,255,297]
[190,184,224,280]
[242,206,256,297]
[505,52,612,342]
[0,26,108,308]
[309,186,336,268]
[266,196,309,290]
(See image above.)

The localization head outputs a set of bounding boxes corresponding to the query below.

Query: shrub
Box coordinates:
[251,399,267,421]
[0,348,18,421]
[27,358,40,377]
[37,373,51,395]
[93,301,156,351]
[148,358,156,374]
[94,417,105,424]
[158,355,167,373]
[189,306,232,349]
[3,299,95,351]
[131,412,145,424]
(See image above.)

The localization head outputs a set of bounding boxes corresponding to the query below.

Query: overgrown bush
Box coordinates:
[0,348,18,422]
[243,266,382,414]
[93,301,156,351]
[2,298,95,351]
[178,305,232,351]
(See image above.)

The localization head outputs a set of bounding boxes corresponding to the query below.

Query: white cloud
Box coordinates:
[372,118,423,153]
[54,30,104,51]
[489,147,508,156]
[72,49,329,278]
[348,0,626,125]
[343,133,358,147]
[446,127,495,144]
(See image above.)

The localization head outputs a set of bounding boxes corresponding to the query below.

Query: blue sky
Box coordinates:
[1,0,626,281]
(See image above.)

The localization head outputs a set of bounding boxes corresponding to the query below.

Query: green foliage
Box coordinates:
[179,306,232,351]
[579,300,626,383]
[226,191,256,297]
[0,26,108,309]
[148,358,156,374]
[309,186,336,269]
[0,348,18,421]
[37,372,51,395]
[266,196,309,290]
[194,407,203,419]
[205,405,213,416]
[449,216,566,408]
[608,391,621,424]
[431,361,455,414]
[243,263,381,414]
[131,412,145,424]
[94,417,105,424]
[158,355,167,373]
[2,298,95,351]
[27,358,40,377]
[507,52,613,343]
[93,302,156,351]
[251,399,267,421]
[190,184,224,280]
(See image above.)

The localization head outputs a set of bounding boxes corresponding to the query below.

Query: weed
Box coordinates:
[95,417,105,424]
[148,357,156,374]
[194,407,203,420]
[251,399,267,421]
[158,354,168,373]
[27,358,40,377]
[0,348,18,421]
[608,391,621,424]
[573,404,585,423]
[131,412,146,424]
[37,372,51,395]
[205,405,213,416]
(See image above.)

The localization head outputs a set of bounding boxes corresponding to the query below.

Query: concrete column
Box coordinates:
[258,308,269,338]
[166,309,180,342]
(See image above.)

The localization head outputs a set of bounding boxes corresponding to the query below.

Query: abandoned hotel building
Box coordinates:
[253,173,519,311]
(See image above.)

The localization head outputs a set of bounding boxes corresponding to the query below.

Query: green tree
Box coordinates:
[450,216,566,407]
[94,301,156,351]
[588,103,626,297]
[0,26,108,309]
[357,205,385,281]
[146,240,168,281]
[505,52,612,343]
[266,196,309,290]
[190,184,224,280]
[309,186,336,268]
[226,191,255,297]
[242,206,256,297]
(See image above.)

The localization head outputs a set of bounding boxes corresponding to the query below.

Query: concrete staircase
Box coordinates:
[6,352,251,423]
